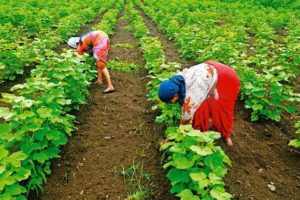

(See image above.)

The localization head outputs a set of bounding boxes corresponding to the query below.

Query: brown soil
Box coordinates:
[36,9,174,200]
[137,6,300,200]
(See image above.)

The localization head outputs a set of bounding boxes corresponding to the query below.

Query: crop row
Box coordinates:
[135,0,300,123]
[125,1,232,199]
[0,1,124,199]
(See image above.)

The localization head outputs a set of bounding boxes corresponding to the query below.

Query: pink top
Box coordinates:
[77,31,109,60]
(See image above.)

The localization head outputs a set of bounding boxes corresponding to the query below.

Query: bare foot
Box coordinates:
[94,79,103,85]
[103,87,115,93]
[226,137,233,146]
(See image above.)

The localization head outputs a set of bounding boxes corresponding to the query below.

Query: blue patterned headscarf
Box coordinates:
[158,75,186,105]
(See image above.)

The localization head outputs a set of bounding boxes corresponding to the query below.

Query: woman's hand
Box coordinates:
[226,137,233,146]
[180,118,193,125]
[160,138,170,146]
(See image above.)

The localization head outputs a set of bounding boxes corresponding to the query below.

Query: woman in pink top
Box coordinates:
[68,31,115,93]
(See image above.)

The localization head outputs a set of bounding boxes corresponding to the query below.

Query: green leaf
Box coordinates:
[190,145,213,156]
[285,105,297,113]
[209,173,223,185]
[15,168,31,181]
[253,90,264,98]
[32,151,49,163]
[251,113,259,121]
[213,166,227,177]
[9,152,27,167]
[0,166,5,174]
[210,186,232,200]
[179,125,193,133]
[176,189,200,200]
[18,110,35,120]
[5,183,27,196]
[46,130,67,146]
[166,126,181,140]
[289,139,300,148]
[0,147,8,159]
[204,153,227,177]
[173,154,195,169]
[34,129,47,141]
[205,131,221,140]
[44,145,60,159]
[160,141,175,151]
[10,84,26,91]
[190,172,209,189]
[185,129,201,137]
[37,107,52,118]
[253,104,263,111]
[0,172,16,191]
[190,172,206,181]
[0,123,12,135]
[170,143,187,153]
[295,121,300,129]
[0,107,13,120]
[218,149,232,165]
[16,195,27,200]
[171,183,185,194]
[163,161,173,169]
[167,168,190,185]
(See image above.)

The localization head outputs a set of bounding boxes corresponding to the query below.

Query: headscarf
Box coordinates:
[158,75,186,105]
[67,37,80,49]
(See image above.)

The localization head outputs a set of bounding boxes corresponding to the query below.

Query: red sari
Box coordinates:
[192,61,240,138]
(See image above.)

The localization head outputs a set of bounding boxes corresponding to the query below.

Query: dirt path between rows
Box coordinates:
[37,9,174,200]
[136,6,300,200]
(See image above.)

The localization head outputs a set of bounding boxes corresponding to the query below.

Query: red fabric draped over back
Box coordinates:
[192,61,240,138]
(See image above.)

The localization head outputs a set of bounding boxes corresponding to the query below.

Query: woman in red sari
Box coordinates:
[158,61,240,146]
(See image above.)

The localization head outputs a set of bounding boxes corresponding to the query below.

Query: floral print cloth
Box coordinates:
[178,63,218,121]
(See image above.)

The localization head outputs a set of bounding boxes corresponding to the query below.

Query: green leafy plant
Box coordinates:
[121,163,154,200]
[108,60,141,72]
[289,121,300,149]
[161,125,232,199]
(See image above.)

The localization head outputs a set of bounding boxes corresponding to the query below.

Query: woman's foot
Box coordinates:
[226,137,233,146]
[103,87,115,93]
[94,79,103,85]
